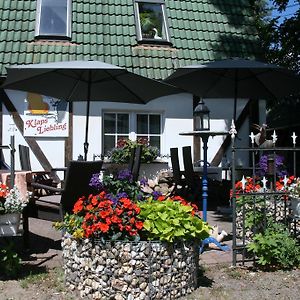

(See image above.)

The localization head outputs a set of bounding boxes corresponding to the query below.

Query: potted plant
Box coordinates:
[109,138,159,164]
[0,183,28,235]
[55,170,210,299]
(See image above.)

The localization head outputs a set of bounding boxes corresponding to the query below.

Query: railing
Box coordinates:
[231,125,300,266]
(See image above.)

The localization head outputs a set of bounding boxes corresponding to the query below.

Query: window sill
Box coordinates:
[137,39,173,47]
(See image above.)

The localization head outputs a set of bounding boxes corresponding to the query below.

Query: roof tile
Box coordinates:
[0,0,262,79]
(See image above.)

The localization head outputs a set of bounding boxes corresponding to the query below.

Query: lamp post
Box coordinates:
[193,99,210,221]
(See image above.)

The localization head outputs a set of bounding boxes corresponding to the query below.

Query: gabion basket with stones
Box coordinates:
[62,236,200,300]
[236,195,290,241]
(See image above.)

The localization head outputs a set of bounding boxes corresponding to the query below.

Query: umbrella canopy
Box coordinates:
[2,60,180,160]
[165,58,300,121]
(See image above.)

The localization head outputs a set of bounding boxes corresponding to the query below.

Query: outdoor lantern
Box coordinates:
[193,98,210,131]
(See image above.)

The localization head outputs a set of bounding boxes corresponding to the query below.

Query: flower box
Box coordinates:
[62,237,199,300]
[0,213,21,236]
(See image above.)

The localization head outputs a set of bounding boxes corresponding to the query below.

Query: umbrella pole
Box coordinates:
[84,72,91,161]
[233,70,238,123]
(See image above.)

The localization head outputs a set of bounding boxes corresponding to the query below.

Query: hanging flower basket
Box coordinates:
[0,213,21,235]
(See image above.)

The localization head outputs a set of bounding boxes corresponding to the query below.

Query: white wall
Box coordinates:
[2,90,265,173]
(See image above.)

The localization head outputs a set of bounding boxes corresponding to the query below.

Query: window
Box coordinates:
[103,113,130,154]
[35,0,71,39]
[137,114,161,149]
[134,0,170,43]
[103,112,162,154]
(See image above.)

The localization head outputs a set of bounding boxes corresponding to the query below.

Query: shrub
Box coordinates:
[0,242,21,278]
[246,220,300,270]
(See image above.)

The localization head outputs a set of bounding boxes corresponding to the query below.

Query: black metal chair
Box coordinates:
[23,160,103,247]
[131,145,142,182]
[182,146,202,204]
[170,147,186,195]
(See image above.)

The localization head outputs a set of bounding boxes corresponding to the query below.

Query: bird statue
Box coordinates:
[152,28,162,39]
[252,123,273,148]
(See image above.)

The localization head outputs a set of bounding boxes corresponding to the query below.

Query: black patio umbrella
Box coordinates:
[2,60,180,160]
[165,58,300,122]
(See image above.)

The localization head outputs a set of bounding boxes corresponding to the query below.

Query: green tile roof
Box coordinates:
[0,0,263,80]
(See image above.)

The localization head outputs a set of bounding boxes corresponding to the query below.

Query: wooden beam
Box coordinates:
[210,99,256,166]
[0,89,54,171]
[65,102,73,163]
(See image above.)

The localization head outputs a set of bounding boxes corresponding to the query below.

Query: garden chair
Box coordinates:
[170,147,187,196]
[19,144,59,195]
[182,146,202,204]
[131,145,142,182]
[23,160,103,248]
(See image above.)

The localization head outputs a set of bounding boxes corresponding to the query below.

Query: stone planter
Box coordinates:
[290,197,300,218]
[62,236,199,299]
[0,213,21,235]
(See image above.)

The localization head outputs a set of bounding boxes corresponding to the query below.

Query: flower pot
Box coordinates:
[290,197,300,218]
[0,213,21,235]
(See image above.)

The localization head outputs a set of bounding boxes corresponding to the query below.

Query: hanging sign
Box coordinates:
[24,92,69,137]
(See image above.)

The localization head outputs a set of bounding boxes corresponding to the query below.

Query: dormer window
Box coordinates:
[35,0,71,39]
[134,0,171,43]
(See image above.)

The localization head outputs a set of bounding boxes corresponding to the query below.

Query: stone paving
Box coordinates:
[18,208,234,269]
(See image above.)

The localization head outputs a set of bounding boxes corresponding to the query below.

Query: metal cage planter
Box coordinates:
[0,213,21,236]
[62,236,199,299]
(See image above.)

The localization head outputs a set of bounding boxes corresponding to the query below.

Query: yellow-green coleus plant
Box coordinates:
[138,197,210,243]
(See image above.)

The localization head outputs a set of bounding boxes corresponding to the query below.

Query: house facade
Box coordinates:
[0,0,264,173]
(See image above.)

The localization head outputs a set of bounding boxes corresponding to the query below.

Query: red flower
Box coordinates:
[115,208,124,215]
[135,221,144,230]
[98,222,109,233]
[111,215,122,224]
[119,198,132,208]
[100,210,111,219]
[125,225,132,232]
[91,196,98,206]
[73,200,84,213]
[157,195,165,201]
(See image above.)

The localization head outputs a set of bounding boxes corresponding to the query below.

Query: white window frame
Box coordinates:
[35,0,72,39]
[134,0,171,43]
[102,111,163,155]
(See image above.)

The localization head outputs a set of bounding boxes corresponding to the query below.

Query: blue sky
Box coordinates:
[268,0,299,23]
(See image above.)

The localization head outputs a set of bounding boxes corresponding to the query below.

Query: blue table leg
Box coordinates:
[202,136,208,222]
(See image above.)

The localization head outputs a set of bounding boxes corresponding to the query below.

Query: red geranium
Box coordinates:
[72,191,144,240]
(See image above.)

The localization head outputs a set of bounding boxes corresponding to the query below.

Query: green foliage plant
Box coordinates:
[53,213,84,239]
[110,138,159,164]
[246,219,300,270]
[138,197,210,242]
[0,242,21,278]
